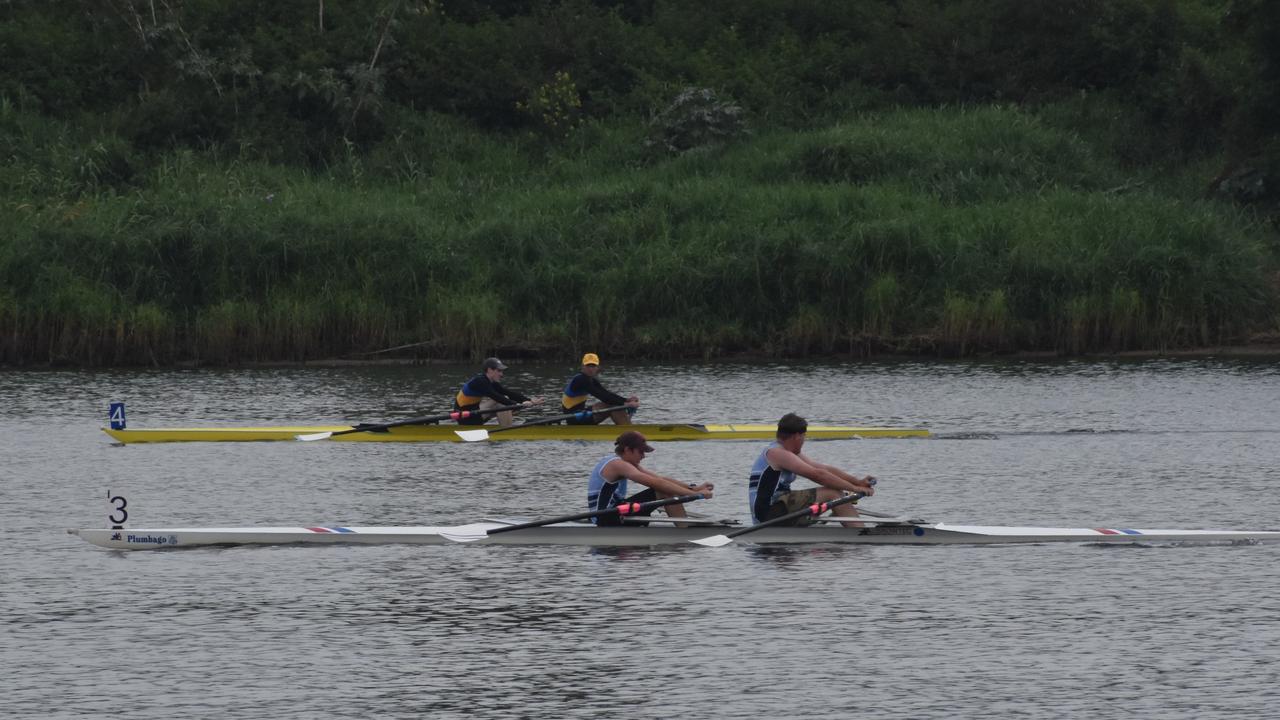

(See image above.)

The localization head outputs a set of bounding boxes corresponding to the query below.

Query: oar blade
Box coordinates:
[691,534,734,547]
[294,431,334,442]
[454,429,490,442]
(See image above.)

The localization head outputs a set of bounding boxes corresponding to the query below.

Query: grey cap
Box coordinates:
[483,357,508,371]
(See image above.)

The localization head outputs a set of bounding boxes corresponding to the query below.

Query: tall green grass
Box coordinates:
[0,105,1275,365]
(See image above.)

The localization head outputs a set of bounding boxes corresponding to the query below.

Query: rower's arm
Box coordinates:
[490,381,530,404]
[802,454,875,488]
[587,376,628,406]
[631,469,699,498]
[606,461,704,498]
[769,448,867,494]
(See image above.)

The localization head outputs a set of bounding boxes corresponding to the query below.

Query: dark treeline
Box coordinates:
[7,0,1279,163]
[2,1,1279,365]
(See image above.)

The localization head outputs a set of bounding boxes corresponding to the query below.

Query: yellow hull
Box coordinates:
[102,423,929,444]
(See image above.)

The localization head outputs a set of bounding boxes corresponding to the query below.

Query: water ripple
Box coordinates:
[4,361,1280,719]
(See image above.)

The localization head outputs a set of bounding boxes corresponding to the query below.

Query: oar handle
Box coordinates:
[485,405,629,435]
[487,493,705,536]
[331,403,525,437]
[725,491,865,540]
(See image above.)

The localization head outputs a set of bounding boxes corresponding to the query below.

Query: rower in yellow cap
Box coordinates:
[560,352,639,425]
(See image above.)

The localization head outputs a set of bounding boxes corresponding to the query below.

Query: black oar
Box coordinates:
[454,405,629,442]
[692,491,867,547]
[295,403,525,442]
[439,493,705,542]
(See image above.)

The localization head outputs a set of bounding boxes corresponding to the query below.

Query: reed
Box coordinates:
[0,105,1275,365]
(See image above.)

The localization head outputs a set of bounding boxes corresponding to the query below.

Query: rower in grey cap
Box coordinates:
[453,357,545,427]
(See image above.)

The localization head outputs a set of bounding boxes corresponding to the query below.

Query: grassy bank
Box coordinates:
[1,104,1276,365]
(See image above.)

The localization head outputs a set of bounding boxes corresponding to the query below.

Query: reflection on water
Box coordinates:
[3,360,1280,719]
[741,543,876,570]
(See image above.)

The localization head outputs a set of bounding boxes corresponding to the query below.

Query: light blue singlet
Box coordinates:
[587,454,626,525]
[748,442,796,523]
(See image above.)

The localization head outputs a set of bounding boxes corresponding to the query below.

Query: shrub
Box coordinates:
[646,87,748,153]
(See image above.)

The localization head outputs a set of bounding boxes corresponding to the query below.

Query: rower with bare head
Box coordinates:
[453,357,544,428]
[749,413,876,526]
[588,431,714,526]
[561,353,639,424]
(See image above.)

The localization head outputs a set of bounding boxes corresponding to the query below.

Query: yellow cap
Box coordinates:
[581,353,600,366]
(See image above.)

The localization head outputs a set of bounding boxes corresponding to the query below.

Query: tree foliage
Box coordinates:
[0,0,1274,166]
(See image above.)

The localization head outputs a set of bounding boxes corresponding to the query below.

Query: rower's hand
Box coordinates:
[857,482,875,497]
[690,482,714,499]
[626,396,640,408]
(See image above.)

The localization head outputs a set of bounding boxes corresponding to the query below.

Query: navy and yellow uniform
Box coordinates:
[560,373,627,424]
[453,374,531,425]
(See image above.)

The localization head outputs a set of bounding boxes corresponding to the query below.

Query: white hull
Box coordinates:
[68,522,1280,550]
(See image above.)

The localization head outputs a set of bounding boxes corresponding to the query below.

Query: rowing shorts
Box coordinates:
[561,404,595,425]
[764,488,822,526]
[454,402,484,425]
[595,487,659,527]
[563,405,636,425]
[455,397,510,426]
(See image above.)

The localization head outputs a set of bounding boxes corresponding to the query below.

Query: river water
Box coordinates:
[3,359,1279,719]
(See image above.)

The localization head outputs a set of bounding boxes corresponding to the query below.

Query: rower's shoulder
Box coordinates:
[765,443,794,458]
[603,456,641,476]
[765,444,803,467]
